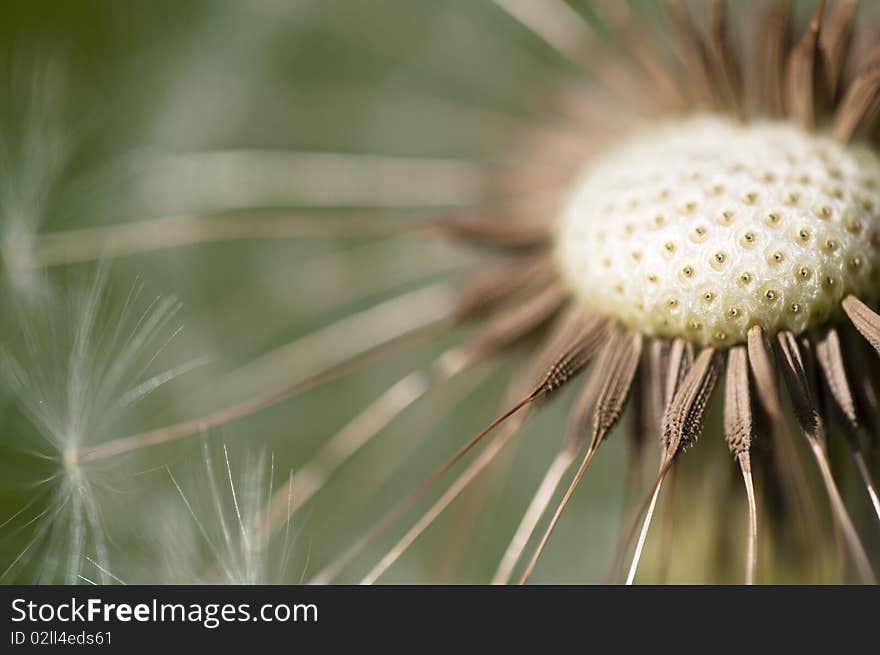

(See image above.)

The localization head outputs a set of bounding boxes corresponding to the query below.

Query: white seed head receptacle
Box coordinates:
[556,115,880,345]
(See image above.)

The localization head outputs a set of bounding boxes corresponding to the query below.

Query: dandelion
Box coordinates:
[4,1,880,585]
[302,0,880,585]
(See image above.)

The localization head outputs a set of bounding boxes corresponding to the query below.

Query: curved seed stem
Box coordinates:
[519,445,599,584]
[309,393,538,584]
[78,285,452,463]
[7,213,426,269]
[739,453,758,586]
[809,442,876,583]
[491,0,589,65]
[491,449,574,585]
[255,347,475,543]
[625,470,665,586]
[360,417,524,585]
[851,450,880,526]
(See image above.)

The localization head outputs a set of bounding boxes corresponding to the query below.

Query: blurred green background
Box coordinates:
[0,0,868,584]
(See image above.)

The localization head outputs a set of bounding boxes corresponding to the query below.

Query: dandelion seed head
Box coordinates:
[155,444,296,585]
[557,116,880,346]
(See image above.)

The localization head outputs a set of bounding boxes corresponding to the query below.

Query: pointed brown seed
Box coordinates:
[662,348,721,458]
[664,338,694,409]
[520,307,602,392]
[563,331,621,453]
[747,327,826,578]
[776,330,876,582]
[842,328,880,432]
[746,325,785,422]
[775,330,823,443]
[638,339,670,440]
[563,329,642,455]
[520,333,641,585]
[535,318,610,397]
[814,328,861,441]
[842,294,880,356]
[815,328,880,525]
[724,346,753,454]
[589,331,643,452]
[625,343,719,584]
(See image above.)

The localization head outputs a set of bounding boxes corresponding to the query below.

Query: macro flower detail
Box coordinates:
[385,0,880,585]
[3,0,880,587]
[557,116,880,345]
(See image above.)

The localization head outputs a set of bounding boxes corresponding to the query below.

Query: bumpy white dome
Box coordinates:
[556,115,880,346]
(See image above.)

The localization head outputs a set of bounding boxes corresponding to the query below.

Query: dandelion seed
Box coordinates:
[158,443,296,584]
[0,269,195,582]
[294,0,880,584]
[7,0,880,585]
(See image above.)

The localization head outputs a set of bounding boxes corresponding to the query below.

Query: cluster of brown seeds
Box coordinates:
[320,1,880,584]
